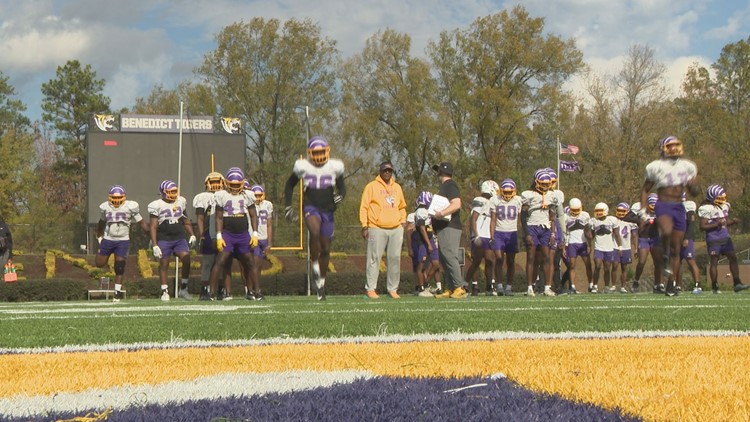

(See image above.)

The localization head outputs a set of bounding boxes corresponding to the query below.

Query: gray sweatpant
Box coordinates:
[364,226,404,292]
[436,226,466,290]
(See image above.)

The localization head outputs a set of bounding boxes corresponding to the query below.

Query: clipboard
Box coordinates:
[427,194,452,221]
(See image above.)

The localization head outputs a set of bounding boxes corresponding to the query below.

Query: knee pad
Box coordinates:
[114,260,126,275]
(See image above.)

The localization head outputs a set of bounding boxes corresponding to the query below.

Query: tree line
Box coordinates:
[2,5,750,253]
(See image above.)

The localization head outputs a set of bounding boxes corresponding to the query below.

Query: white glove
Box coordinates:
[96,236,103,244]
[152,245,162,259]
[188,235,196,247]
[284,206,298,223]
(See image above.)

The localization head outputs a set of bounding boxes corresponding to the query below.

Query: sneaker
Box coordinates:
[178,288,192,300]
[526,286,535,297]
[388,291,401,299]
[713,288,722,294]
[504,286,514,296]
[486,289,497,296]
[543,287,556,297]
[434,289,452,299]
[450,287,468,299]
[160,289,170,301]
[199,288,212,301]
[418,289,434,297]
[317,287,326,301]
[734,283,750,292]
[568,287,578,295]
[654,284,665,294]
[428,286,439,294]
[590,286,598,294]
[692,287,702,294]
[254,292,265,301]
[223,295,233,301]
[631,280,640,289]
[218,288,227,301]
[113,290,123,303]
[471,285,479,296]
[246,291,256,300]
[619,287,628,293]
[366,290,380,299]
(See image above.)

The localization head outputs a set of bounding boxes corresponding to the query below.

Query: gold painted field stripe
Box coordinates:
[3,337,748,421]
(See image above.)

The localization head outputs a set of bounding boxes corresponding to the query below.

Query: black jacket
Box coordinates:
[0,221,13,259]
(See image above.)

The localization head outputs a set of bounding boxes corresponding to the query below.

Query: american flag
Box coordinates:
[559,143,579,155]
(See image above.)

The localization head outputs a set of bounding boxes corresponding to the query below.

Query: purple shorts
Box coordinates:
[493,231,518,254]
[681,239,695,260]
[253,239,269,257]
[411,237,438,271]
[98,239,130,258]
[157,238,189,258]
[200,231,216,254]
[707,238,734,257]
[655,201,687,232]
[221,231,252,256]
[618,249,633,264]
[471,237,493,256]
[566,242,589,259]
[594,249,618,263]
[303,205,335,240]
[638,236,659,250]
[527,225,551,248]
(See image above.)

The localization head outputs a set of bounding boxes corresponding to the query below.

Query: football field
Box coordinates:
[1,293,748,421]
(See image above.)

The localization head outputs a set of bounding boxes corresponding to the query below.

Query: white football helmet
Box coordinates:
[481,180,499,196]
[568,198,582,217]
[594,202,609,218]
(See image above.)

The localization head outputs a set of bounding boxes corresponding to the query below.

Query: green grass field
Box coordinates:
[2,293,748,350]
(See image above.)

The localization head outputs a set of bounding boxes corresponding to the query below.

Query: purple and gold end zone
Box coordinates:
[1,336,748,421]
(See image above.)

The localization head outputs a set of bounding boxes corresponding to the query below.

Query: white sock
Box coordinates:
[318,277,325,288]
[160,284,168,291]
[312,261,320,276]
[436,282,442,290]
[545,285,552,291]
[114,283,122,292]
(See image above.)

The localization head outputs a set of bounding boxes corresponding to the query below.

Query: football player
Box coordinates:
[520,169,560,297]
[488,179,523,296]
[250,184,273,300]
[678,193,702,294]
[630,194,664,293]
[410,192,442,297]
[148,180,196,301]
[95,185,149,302]
[465,180,498,296]
[698,185,749,294]
[640,136,699,296]
[193,172,224,301]
[283,136,346,301]
[545,169,567,294]
[613,202,638,293]
[588,203,622,293]
[561,198,592,294]
[210,168,258,301]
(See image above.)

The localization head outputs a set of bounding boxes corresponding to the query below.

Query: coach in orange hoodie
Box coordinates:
[359,161,407,299]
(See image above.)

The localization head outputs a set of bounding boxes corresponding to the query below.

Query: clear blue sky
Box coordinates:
[0,0,748,122]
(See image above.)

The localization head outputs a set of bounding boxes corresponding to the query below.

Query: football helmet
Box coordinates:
[250,184,265,204]
[225,167,245,194]
[534,169,552,193]
[481,180,499,196]
[108,185,126,208]
[204,172,225,192]
[159,180,178,202]
[594,202,609,218]
[568,198,582,217]
[546,168,558,189]
[307,136,330,166]
[647,193,658,213]
[416,191,433,208]
[659,136,683,158]
[500,179,517,200]
[615,202,630,218]
[706,184,727,207]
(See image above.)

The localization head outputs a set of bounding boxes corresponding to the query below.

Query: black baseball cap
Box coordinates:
[379,161,394,172]
[431,161,453,176]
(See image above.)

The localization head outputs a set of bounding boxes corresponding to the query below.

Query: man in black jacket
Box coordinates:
[0,219,13,268]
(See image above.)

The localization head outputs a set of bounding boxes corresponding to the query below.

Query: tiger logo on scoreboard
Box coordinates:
[220,117,242,134]
[93,114,117,132]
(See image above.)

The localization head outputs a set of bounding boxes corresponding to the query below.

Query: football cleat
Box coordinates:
[543,287,556,297]
[199,288,212,301]
[160,289,170,301]
[692,287,702,295]
[526,286,535,297]
[113,290,123,303]
[504,285,514,296]
[246,291,256,300]
[734,283,750,292]
[178,288,192,300]
[254,292,265,301]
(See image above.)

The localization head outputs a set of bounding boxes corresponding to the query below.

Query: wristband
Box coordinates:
[216,233,223,240]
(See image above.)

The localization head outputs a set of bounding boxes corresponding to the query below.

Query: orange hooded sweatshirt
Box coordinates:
[359,174,407,229]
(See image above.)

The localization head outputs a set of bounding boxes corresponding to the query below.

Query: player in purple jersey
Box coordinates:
[698,185,749,293]
[284,136,346,300]
[640,136,699,296]
[96,185,150,302]
[148,180,196,301]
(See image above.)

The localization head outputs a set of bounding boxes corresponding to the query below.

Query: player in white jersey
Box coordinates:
[677,193,701,293]
[698,184,749,293]
[613,202,638,293]
[465,181,497,296]
[520,169,559,296]
[250,184,273,300]
[640,135,699,296]
[560,198,592,294]
[284,136,346,301]
[628,195,664,293]
[193,172,224,301]
[210,168,258,301]
[148,180,196,301]
[589,203,622,293]
[488,179,523,296]
[95,185,149,302]
[545,169,567,294]
[408,192,442,296]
